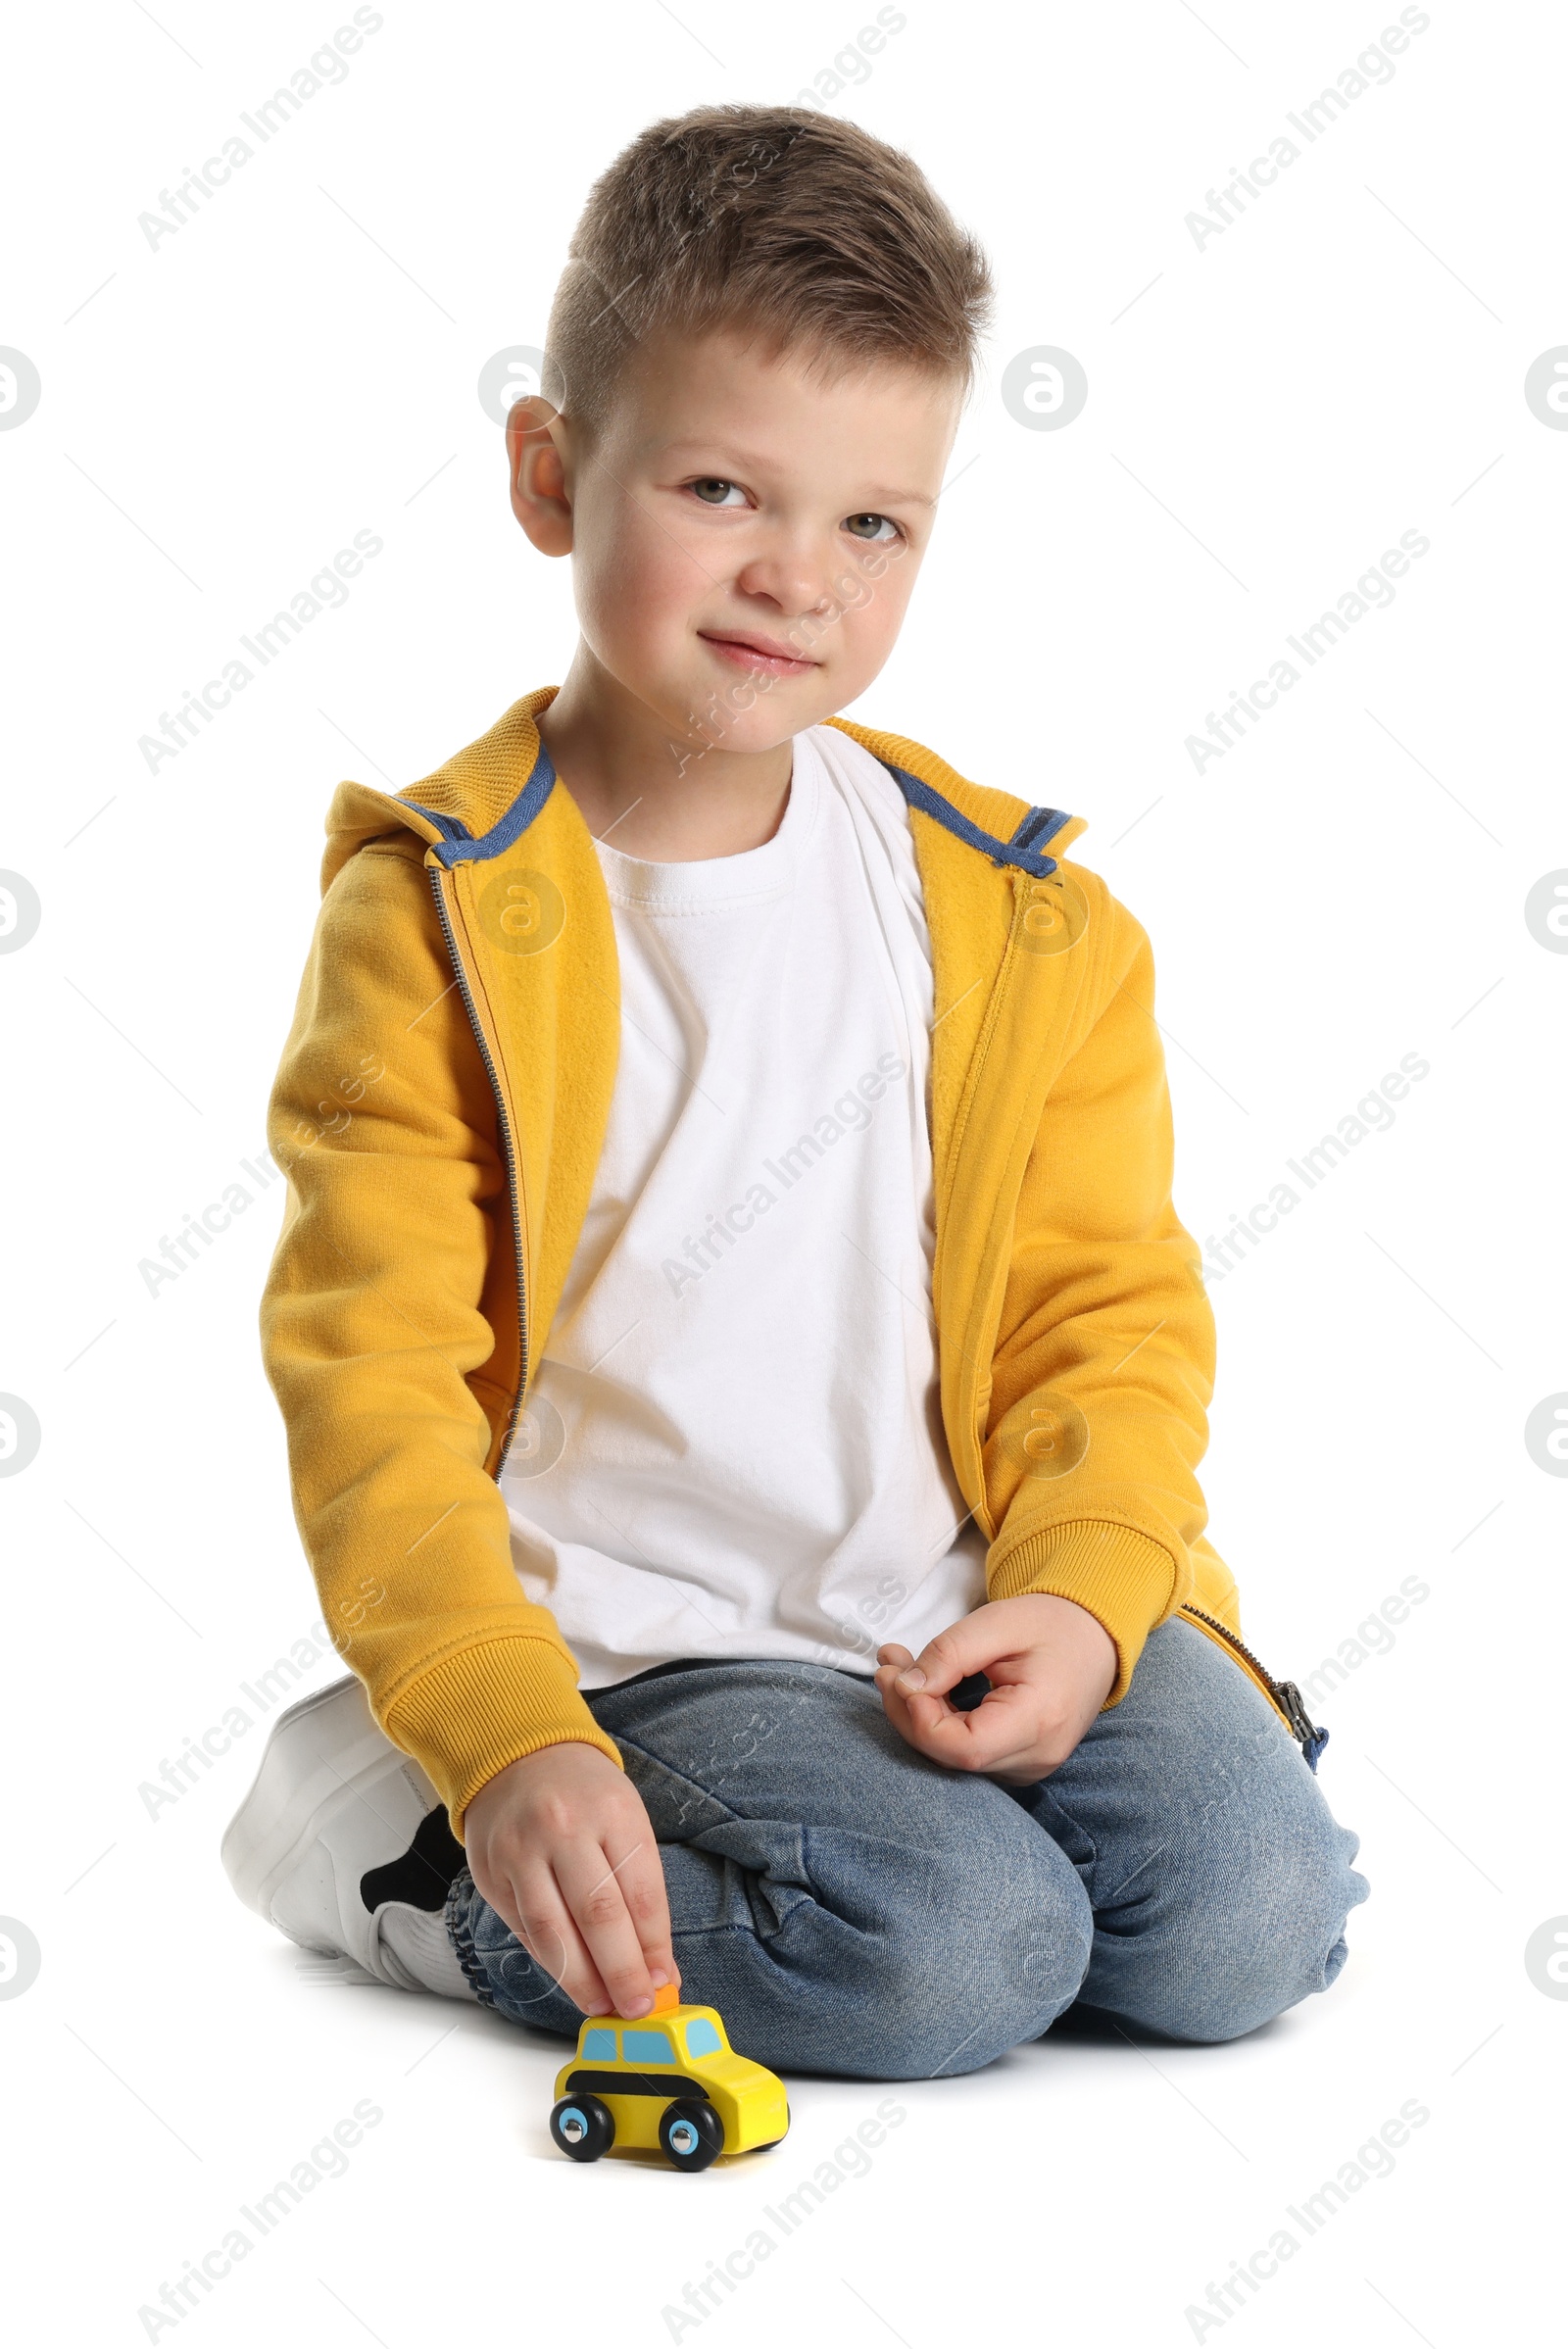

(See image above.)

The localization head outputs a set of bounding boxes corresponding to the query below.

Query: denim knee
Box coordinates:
[837,1825,1093,2080]
[1111,1791,1369,2044]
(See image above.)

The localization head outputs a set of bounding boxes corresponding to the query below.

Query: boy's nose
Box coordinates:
[731,548,842,622]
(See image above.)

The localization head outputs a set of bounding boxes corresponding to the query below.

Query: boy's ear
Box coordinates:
[507,394,573,556]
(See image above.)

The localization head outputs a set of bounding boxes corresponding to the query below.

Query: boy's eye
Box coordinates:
[844,512,900,543]
[689,477,747,507]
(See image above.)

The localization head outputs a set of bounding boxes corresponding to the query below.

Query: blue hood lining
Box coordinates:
[404,740,1069,880]
[405,738,562,870]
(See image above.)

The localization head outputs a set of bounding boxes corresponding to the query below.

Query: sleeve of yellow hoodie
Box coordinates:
[260,835,623,1835]
[980,886,1214,1705]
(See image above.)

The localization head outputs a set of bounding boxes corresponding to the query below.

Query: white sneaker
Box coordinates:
[220,1675,475,2000]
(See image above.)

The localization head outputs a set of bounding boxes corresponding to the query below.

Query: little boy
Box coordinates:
[223,105,1365,2079]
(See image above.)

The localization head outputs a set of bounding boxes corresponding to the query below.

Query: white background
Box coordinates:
[2,1,1563,2341]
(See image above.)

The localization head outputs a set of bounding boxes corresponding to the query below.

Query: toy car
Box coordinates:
[549,1982,789,2172]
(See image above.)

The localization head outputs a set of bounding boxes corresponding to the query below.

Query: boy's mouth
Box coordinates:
[698,630,821,679]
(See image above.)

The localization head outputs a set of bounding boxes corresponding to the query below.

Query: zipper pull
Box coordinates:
[1273,1678,1329,1773]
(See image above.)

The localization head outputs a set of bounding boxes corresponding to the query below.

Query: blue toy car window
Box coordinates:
[684,2019,722,2057]
[581,2028,616,2060]
[621,2030,675,2065]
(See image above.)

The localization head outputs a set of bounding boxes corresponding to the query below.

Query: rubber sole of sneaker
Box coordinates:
[220,1673,440,1925]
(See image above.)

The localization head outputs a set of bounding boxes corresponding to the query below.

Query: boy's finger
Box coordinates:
[608,1827,681,1995]
[891,1617,995,1699]
[556,1839,667,2020]
[506,1865,611,2017]
[875,1673,957,1755]
[883,1677,1033,1773]
[914,1682,1034,1769]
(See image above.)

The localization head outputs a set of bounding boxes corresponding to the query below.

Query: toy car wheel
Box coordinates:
[550,2093,614,2163]
[659,2098,724,2172]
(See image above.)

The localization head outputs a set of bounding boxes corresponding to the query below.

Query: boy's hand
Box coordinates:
[463,1742,680,2020]
[874,1593,1117,1785]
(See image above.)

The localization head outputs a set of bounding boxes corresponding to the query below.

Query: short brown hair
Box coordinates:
[544,105,993,437]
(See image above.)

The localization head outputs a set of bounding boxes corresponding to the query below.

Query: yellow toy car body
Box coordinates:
[549,1984,789,2171]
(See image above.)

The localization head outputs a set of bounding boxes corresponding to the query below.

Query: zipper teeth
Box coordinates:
[940,876,1044,1517]
[1178,1602,1279,1687]
[1180,1602,1320,1750]
[939,930,1009,1219]
[426,864,529,1471]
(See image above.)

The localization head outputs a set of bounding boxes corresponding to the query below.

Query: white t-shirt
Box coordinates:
[499,721,988,1687]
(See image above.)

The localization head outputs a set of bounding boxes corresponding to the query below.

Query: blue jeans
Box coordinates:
[447,1620,1368,2080]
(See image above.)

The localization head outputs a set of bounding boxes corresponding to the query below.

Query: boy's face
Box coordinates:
[511,327,962,756]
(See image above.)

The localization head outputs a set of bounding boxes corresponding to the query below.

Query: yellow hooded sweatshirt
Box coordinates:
[261,687,1319,1836]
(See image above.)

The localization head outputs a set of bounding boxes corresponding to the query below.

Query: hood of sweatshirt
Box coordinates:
[318,685,1087,894]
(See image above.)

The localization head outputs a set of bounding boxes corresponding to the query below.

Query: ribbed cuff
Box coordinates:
[383,1637,624,1840]
[986,1520,1179,1703]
